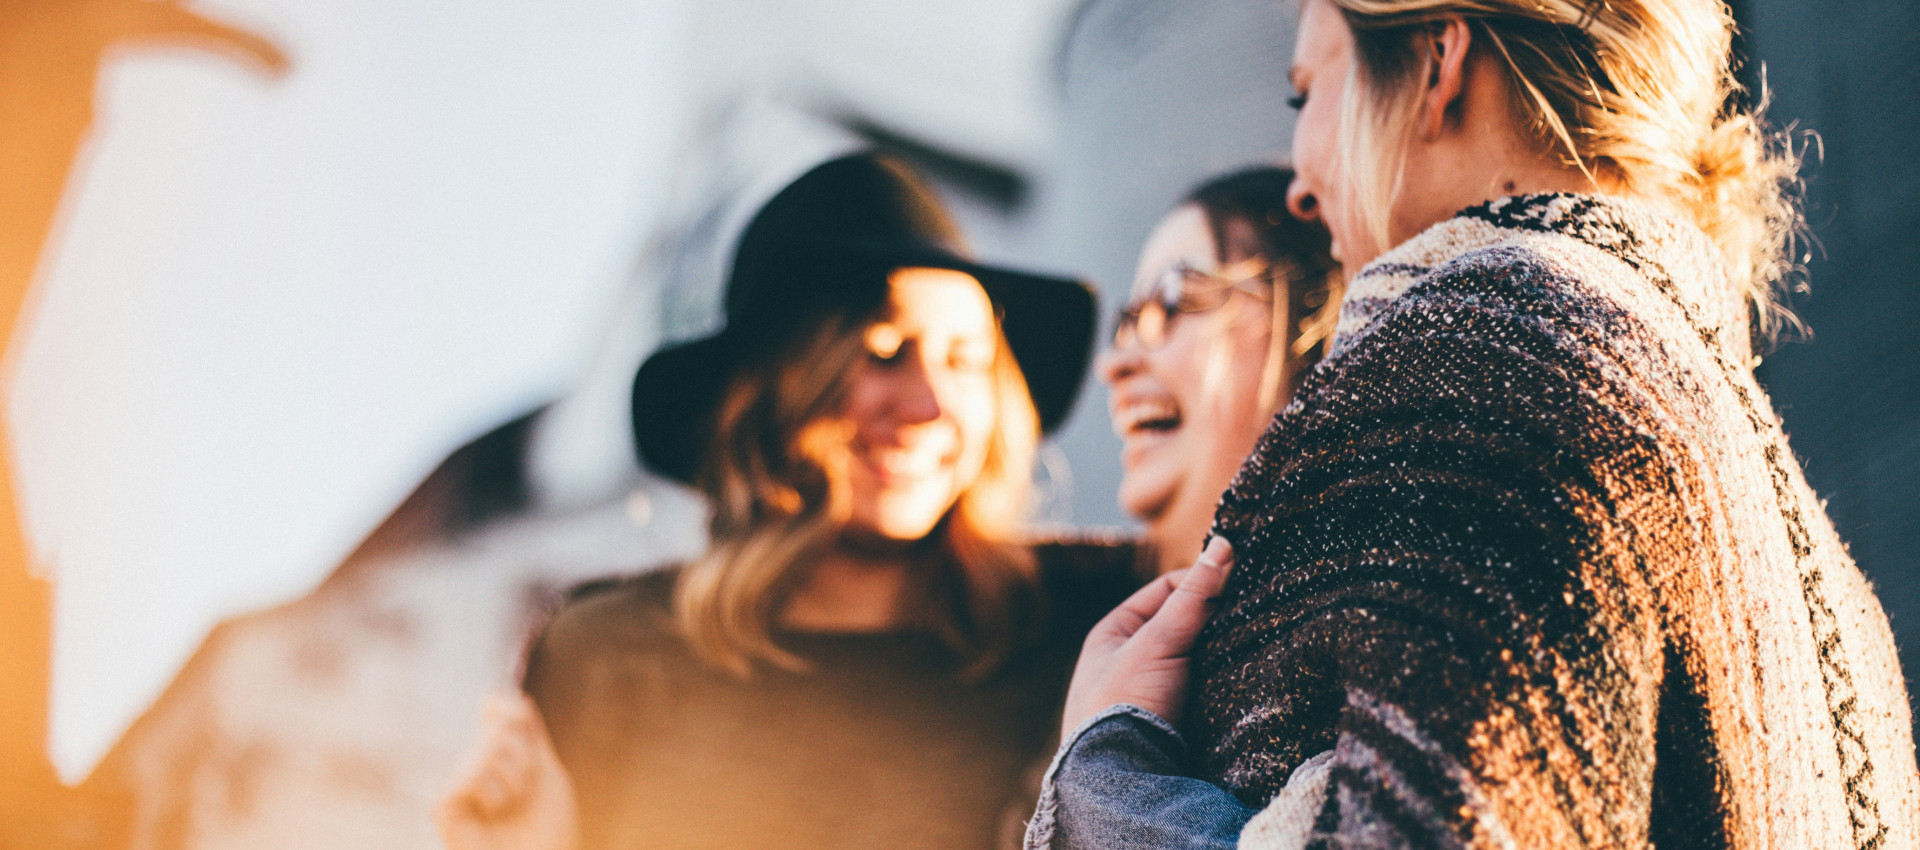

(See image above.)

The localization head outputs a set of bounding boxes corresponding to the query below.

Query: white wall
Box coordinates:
[14,0,692,782]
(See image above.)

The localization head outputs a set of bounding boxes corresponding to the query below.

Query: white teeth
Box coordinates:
[1110,400,1182,436]
[870,446,944,477]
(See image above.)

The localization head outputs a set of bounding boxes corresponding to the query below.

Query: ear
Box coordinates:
[1417,16,1474,140]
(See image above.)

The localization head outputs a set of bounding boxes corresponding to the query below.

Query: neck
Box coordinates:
[1392,142,1600,253]
[778,544,913,633]
[1147,492,1222,576]
[1385,50,1612,256]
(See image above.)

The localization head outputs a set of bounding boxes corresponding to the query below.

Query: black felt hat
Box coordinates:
[631,153,1097,485]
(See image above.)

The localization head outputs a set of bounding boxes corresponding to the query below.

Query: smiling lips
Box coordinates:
[856,441,953,485]
[1111,398,1182,438]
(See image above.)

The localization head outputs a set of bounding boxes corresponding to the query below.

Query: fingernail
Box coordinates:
[1200,536,1233,567]
[1185,538,1234,594]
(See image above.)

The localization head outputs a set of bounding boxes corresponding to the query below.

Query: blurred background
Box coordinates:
[0,0,1912,847]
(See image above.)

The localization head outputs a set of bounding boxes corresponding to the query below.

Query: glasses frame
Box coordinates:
[1112,257,1276,351]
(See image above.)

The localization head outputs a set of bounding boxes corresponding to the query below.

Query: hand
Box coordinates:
[435,691,579,850]
[1060,537,1234,738]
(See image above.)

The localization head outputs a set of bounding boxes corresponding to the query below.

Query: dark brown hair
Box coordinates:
[1186,165,1345,407]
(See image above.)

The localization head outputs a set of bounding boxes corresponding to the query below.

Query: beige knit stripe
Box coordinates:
[1536,233,1780,839]
[1341,689,1522,850]
[1465,200,1886,849]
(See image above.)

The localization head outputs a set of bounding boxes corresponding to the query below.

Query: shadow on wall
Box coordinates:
[0,2,286,846]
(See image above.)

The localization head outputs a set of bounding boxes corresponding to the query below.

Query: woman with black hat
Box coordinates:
[435,153,1142,850]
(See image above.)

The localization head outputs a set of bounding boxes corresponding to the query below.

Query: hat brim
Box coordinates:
[631,255,1096,485]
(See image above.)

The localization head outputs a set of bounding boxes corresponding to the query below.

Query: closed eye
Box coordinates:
[865,324,905,363]
[949,340,995,373]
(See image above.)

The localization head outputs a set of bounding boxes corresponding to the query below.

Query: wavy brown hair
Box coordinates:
[674,293,1041,680]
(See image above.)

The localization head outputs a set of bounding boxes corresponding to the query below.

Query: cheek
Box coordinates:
[1145,331,1207,391]
[1208,324,1279,433]
[939,375,999,481]
[1291,116,1321,181]
[1292,77,1351,202]
[839,365,886,431]
[955,389,998,468]
[1293,99,1333,184]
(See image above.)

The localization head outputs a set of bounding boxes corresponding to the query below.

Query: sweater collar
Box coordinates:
[1331,193,1744,359]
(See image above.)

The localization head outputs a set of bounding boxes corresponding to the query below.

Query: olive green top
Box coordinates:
[524,540,1142,850]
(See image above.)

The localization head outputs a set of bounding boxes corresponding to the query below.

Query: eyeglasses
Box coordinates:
[1112,258,1274,351]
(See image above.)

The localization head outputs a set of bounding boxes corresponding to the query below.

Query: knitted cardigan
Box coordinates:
[1192,194,1919,849]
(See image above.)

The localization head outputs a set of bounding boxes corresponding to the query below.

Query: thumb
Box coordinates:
[440,692,538,820]
[1132,537,1233,658]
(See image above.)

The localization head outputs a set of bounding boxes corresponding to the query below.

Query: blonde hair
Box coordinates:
[1325,0,1804,339]
[676,302,1041,680]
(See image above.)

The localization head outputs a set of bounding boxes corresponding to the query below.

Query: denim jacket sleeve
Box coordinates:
[1023,704,1254,850]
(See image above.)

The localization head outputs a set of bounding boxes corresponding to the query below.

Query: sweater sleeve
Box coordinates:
[1196,257,1679,849]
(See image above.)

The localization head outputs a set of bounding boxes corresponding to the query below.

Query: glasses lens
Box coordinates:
[1113,301,1167,351]
[1116,260,1273,352]
[1134,300,1167,349]
[1113,298,1172,350]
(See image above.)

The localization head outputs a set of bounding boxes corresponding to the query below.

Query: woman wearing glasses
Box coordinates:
[1102,167,1340,577]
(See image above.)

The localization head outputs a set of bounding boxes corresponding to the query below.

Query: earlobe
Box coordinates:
[1418,17,1473,141]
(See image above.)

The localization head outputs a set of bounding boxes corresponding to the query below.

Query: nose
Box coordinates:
[1286,177,1321,224]
[1097,341,1144,387]
[889,352,945,426]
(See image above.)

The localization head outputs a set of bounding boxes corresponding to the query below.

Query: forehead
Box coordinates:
[1292,0,1350,73]
[883,267,995,334]
[1133,205,1218,294]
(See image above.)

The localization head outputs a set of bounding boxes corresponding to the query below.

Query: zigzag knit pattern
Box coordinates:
[1195,194,1919,849]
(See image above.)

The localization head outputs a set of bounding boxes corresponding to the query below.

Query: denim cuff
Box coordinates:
[1026,705,1178,849]
[1023,705,1249,850]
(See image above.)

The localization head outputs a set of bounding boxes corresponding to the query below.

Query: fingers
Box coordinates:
[1090,567,1189,643]
[436,692,580,850]
[438,692,541,822]
[1180,537,1234,598]
[1132,538,1234,658]
[1058,541,1236,734]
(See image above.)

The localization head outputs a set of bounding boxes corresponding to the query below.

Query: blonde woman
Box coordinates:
[437,153,1141,850]
[1103,166,1340,577]
[1035,1,1920,848]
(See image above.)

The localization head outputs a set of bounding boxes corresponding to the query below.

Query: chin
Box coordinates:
[863,499,953,541]
[871,520,939,541]
[1116,475,1176,529]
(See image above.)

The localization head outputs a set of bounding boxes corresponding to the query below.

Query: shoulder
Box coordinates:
[1321,236,1695,421]
[525,568,682,683]
[1032,533,1144,584]
[1341,195,1737,369]
[1223,202,1712,532]
[1030,533,1148,631]
[1386,240,1632,343]
[523,569,694,760]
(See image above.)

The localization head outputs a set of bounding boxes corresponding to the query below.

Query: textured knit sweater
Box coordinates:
[1192,194,1919,849]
